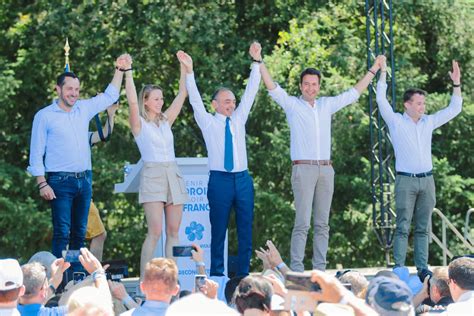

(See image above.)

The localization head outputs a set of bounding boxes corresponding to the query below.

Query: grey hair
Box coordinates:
[21,262,47,296]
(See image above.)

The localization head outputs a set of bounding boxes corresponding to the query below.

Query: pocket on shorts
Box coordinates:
[141,166,167,193]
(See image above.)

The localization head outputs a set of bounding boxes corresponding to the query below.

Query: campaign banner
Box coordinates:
[174,174,228,291]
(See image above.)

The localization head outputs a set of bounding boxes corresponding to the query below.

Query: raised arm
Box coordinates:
[432,60,462,128]
[111,54,128,91]
[178,50,212,130]
[165,55,188,126]
[249,42,277,91]
[375,56,398,125]
[123,55,141,136]
[354,55,384,94]
[233,43,262,122]
[89,102,119,145]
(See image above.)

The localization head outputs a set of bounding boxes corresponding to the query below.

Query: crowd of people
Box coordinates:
[2,22,468,316]
[1,244,473,315]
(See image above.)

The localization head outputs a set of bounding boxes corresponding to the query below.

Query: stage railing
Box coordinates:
[430,208,474,266]
[464,208,474,245]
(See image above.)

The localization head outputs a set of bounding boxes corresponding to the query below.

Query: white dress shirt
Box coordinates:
[376,80,462,173]
[186,63,261,172]
[134,117,175,162]
[28,84,119,176]
[268,84,360,160]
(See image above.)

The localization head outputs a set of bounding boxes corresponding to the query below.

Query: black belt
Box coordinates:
[397,171,433,178]
[47,171,90,178]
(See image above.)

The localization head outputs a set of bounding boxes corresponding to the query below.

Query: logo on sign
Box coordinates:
[185,221,204,241]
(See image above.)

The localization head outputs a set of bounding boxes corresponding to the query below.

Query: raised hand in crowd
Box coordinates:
[108,280,139,309]
[177,50,193,74]
[255,247,271,270]
[49,258,71,293]
[200,279,219,300]
[191,243,206,275]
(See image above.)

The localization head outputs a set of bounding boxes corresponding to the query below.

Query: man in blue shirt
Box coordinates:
[18,260,70,316]
[120,258,179,316]
[27,54,129,271]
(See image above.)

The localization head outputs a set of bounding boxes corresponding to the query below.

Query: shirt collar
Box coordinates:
[298,95,317,108]
[52,99,77,113]
[215,112,230,122]
[457,290,474,302]
[142,300,170,308]
[402,112,426,123]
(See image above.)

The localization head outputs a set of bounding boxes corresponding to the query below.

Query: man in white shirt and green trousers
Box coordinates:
[376,57,462,276]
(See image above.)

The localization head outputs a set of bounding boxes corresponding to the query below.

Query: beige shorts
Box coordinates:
[139,161,189,205]
[86,201,106,239]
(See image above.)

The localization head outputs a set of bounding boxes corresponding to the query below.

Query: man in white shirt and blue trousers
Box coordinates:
[258,43,385,271]
[376,58,462,276]
[178,44,261,277]
[28,55,126,282]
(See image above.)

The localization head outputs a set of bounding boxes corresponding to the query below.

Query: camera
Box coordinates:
[285,271,321,292]
[194,274,207,293]
[172,246,196,257]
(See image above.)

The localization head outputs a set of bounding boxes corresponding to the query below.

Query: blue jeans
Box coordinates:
[47,171,92,259]
[208,170,254,277]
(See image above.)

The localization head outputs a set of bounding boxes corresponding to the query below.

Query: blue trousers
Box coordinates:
[207,170,254,277]
[47,171,92,260]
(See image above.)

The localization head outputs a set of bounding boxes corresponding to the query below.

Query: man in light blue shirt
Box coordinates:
[376,58,462,274]
[120,258,179,316]
[18,261,70,316]
[27,54,128,271]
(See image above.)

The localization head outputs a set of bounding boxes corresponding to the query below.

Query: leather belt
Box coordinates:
[47,171,89,178]
[397,171,433,178]
[292,160,332,166]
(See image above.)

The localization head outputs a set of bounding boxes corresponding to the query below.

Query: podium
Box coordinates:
[114,157,228,290]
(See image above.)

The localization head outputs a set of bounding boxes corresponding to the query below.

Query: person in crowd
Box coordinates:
[365,276,414,315]
[311,270,378,316]
[27,55,127,273]
[120,258,179,316]
[0,259,25,316]
[18,258,70,315]
[165,292,239,315]
[234,276,273,316]
[376,57,462,277]
[65,248,113,315]
[336,270,369,299]
[444,256,474,315]
[257,41,385,272]
[414,267,453,313]
[177,43,261,277]
[123,54,189,278]
[86,100,119,261]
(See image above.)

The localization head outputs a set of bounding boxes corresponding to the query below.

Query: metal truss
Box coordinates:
[365,0,397,265]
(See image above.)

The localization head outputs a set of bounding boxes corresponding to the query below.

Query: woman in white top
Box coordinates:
[122,54,189,278]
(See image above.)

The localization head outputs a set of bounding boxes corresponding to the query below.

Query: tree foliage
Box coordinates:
[0,0,472,273]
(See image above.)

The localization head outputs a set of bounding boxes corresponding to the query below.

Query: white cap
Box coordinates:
[0,259,23,290]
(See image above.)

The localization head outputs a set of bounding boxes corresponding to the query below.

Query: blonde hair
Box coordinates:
[138,84,167,125]
[144,258,178,291]
[66,286,113,316]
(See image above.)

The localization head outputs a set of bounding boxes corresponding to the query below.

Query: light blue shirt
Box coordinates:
[376,80,462,173]
[120,300,169,316]
[28,84,119,176]
[18,304,67,316]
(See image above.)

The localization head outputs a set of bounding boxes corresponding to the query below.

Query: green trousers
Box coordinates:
[393,174,436,270]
